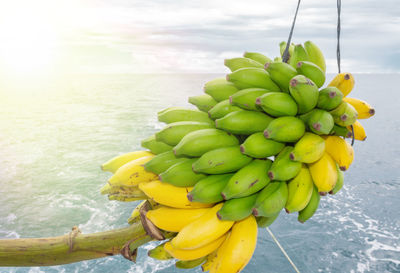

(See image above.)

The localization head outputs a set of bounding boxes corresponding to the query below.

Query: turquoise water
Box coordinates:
[0,73,399,273]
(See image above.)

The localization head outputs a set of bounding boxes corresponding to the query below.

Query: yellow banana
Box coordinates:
[202,251,218,272]
[100,184,145,195]
[108,155,157,187]
[328,73,355,97]
[211,215,258,273]
[164,233,227,261]
[171,203,234,250]
[308,152,338,193]
[324,136,354,171]
[101,151,153,173]
[146,206,210,232]
[127,200,148,224]
[138,180,212,209]
[343,97,375,119]
[348,120,367,141]
[285,164,314,213]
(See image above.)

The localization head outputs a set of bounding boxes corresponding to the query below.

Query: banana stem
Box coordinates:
[0,220,152,267]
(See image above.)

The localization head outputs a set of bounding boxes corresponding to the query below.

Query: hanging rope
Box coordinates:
[282,0,301,63]
[336,0,341,73]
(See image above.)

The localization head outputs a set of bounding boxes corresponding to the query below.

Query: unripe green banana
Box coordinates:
[175,257,207,269]
[215,110,274,134]
[264,116,305,143]
[279,41,295,61]
[317,87,344,111]
[285,164,314,213]
[298,185,320,223]
[253,181,288,217]
[243,52,272,65]
[208,99,242,120]
[289,44,309,69]
[226,67,280,91]
[144,150,187,174]
[304,40,326,73]
[148,242,174,260]
[274,57,283,62]
[159,158,207,187]
[329,164,344,195]
[306,109,334,135]
[296,61,325,88]
[229,88,271,111]
[256,213,280,228]
[173,128,239,157]
[158,107,214,124]
[329,101,358,126]
[204,78,239,102]
[290,132,325,163]
[256,92,298,117]
[289,75,319,114]
[155,121,214,146]
[141,135,173,154]
[187,174,233,203]
[268,146,302,181]
[217,193,258,221]
[224,57,264,72]
[221,159,272,200]
[240,132,285,158]
[192,146,252,174]
[330,124,353,138]
[264,62,298,93]
[188,94,218,112]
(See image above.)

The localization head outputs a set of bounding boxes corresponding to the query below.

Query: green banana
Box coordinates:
[159,158,207,187]
[226,67,280,91]
[317,87,344,111]
[329,101,358,126]
[243,52,272,65]
[229,88,271,111]
[192,146,252,174]
[304,40,326,73]
[158,107,213,124]
[268,146,302,181]
[188,94,218,112]
[176,257,207,269]
[215,110,274,134]
[330,164,344,195]
[144,150,187,174]
[279,41,295,61]
[224,57,264,72]
[217,193,258,221]
[298,185,320,223]
[221,159,272,200]
[296,61,325,88]
[289,75,319,114]
[148,242,174,260]
[141,135,173,154]
[290,132,325,163]
[155,121,214,146]
[264,116,305,143]
[256,213,280,228]
[256,92,298,117]
[285,164,314,213]
[204,78,239,102]
[274,57,283,62]
[253,181,288,217]
[173,128,239,157]
[289,44,309,69]
[264,62,298,93]
[187,174,233,204]
[330,124,353,138]
[306,109,334,135]
[208,99,242,120]
[240,132,285,158]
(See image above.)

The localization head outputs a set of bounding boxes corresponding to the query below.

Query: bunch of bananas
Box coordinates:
[99,40,374,272]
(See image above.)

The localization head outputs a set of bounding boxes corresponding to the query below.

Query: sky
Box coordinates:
[0,0,399,75]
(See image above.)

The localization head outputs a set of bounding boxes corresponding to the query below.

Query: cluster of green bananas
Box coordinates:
[99,40,375,273]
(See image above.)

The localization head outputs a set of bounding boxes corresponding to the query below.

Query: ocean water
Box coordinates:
[0,73,399,273]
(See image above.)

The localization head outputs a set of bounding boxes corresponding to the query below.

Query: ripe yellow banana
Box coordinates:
[138,180,212,209]
[211,215,258,273]
[343,97,375,119]
[164,233,227,261]
[285,164,314,213]
[146,206,210,232]
[308,152,338,193]
[108,155,157,187]
[202,250,218,272]
[328,73,355,97]
[100,184,144,195]
[171,203,234,250]
[348,120,367,141]
[101,151,153,173]
[324,136,354,171]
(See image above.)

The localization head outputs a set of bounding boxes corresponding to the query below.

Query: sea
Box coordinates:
[0,73,399,273]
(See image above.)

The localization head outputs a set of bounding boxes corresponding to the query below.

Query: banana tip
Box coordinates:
[289,152,295,161]
[285,208,290,214]
[264,62,271,69]
[290,78,298,87]
[296,61,303,68]
[339,166,347,171]
[312,122,321,131]
[239,145,245,154]
[319,192,328,196]
[329,190,334,195]
[344,73,351,80]
[340,114,348,121]
[369,108,375,116]
[267,171,274,180]
[187,193,193,202]
[221,192,227,200]
[255,97,261,105]
[229,96,233,104]
[252,208,259,216]
[216,212,222,220]
[329,91,337,98]
[298,219,305,224]
[263,130,270,139]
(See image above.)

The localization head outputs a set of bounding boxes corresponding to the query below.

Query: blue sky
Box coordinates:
[0,0,399,74]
